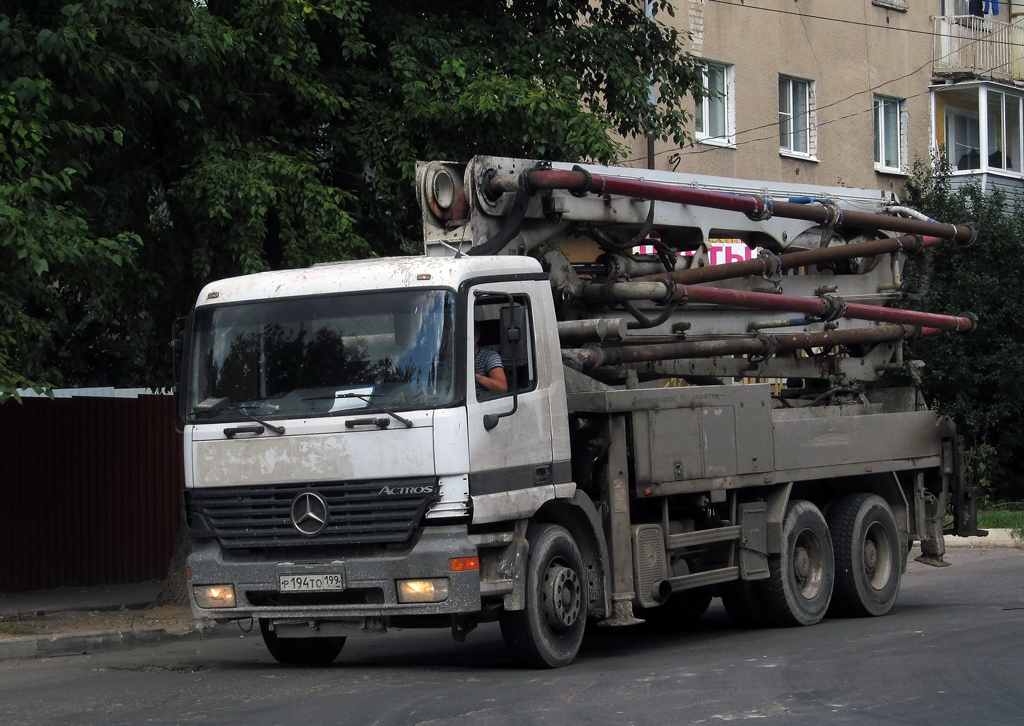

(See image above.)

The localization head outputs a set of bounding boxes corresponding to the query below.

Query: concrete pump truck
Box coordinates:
[177,156,982,668]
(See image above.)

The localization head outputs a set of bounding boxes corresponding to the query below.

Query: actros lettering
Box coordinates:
[378,485,435,496]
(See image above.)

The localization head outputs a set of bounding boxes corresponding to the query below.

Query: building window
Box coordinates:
[947,109,981,170]
[986,90,1020,171]
[779,76,814,157]
[695,61,735,146]
[874,96,907,173]
[936,85,1022,175]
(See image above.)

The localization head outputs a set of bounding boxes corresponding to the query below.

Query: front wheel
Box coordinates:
[754,499,834,627]
[259,619,345,665]
[827,493,902,617]
[500,524,588,668]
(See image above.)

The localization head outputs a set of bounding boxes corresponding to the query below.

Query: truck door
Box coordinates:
[466,284,554,519]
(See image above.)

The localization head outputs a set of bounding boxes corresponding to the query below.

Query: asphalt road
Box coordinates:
[2,548,1022,726]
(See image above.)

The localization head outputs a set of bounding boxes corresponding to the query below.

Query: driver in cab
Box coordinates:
[474,323,507,395]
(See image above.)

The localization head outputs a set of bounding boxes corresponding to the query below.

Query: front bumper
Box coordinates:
[187,525,481,622]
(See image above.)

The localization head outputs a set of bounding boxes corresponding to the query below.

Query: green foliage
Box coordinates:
[3,1,700,396]
[903,159,1024,499]
[976,502,1024,530]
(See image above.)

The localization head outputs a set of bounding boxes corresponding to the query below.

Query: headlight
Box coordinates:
[397,579,450,603]
[194,584,236,608]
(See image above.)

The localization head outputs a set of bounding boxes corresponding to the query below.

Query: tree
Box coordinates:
[903,160,1024,500]
[1,0,702,399]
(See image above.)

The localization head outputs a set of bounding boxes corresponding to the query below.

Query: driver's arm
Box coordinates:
[476,365,507,393]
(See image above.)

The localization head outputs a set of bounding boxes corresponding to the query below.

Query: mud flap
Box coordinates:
[739,502,770,580]
[500,521,530,611]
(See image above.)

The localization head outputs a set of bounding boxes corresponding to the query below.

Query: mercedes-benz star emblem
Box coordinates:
[290,492,329,536]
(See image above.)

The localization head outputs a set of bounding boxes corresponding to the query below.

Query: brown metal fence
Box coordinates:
[0,394,183,592]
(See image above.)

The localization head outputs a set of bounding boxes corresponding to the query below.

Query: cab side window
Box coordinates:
[473,296,536,399]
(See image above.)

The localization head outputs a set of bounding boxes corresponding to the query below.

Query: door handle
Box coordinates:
[224,425,265,438]
[345,417,391,429]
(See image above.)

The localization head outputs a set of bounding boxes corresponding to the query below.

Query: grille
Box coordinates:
[185,478,438,549]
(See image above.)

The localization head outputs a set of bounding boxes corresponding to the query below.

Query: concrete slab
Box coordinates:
[944,528,1021,548]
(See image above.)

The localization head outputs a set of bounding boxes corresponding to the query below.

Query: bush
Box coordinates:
[903,159,1024,501]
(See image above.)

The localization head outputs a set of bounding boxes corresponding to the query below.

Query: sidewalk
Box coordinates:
[944,527,1020,548]
[0,581,163,617]
[0,580,233,661]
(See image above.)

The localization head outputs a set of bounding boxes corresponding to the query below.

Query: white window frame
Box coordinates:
[695,61,735,147]
[945,107,981,171]
[937,85,1024,177]
[984,88,1022,174]
[874,95,908,174]
[779,76,816,159]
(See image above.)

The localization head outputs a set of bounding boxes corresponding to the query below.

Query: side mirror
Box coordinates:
[499,304,529,366]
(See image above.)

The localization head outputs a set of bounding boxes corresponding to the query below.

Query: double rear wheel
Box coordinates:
[827,493,903,617]
[722,495,903,627]
[755,499,834,626]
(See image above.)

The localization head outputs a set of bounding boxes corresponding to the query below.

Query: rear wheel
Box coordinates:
[259,619,345,665]
[827,493,902,617]
[500,524,588,668]
[754,499,834,626]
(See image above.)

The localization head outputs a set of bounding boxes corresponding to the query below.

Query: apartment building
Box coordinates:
[631,0,1024,206]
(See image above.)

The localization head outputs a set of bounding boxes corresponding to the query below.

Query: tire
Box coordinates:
[639,587,714,629]
[753,499,834,627]
[499,524,588,668]
[259,619,345,665]
[827,493,902,617]
[720,580,767,628]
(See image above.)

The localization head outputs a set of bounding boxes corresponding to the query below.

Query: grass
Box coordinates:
[0,622,38,637]
[977,502,1024,529]
[977,503,1024,543]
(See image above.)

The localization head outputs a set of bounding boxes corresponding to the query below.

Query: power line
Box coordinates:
[626,8,1021,164]
[707,0,1024,45]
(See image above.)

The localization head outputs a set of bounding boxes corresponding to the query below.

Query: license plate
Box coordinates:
[279,573,344,592]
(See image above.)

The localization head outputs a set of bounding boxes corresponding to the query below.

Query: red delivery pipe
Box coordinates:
[637,234,948,286]
[679,285,977,333]
[580,281,977,333]
[561,324,923,371]
[484,168,975,245]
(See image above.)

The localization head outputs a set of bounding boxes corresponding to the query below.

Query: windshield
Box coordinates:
[187,289,456,421]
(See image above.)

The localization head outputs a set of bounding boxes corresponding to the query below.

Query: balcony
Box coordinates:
[933,15,1024,82]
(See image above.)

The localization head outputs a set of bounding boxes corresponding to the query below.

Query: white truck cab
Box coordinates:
[181,255,578,661]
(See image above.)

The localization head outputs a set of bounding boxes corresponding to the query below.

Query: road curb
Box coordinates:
[945,528,1022,549]
[0,622,238,661]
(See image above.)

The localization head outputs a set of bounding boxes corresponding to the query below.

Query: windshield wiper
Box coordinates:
[193,402,286,435]
[309,392,414,428]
